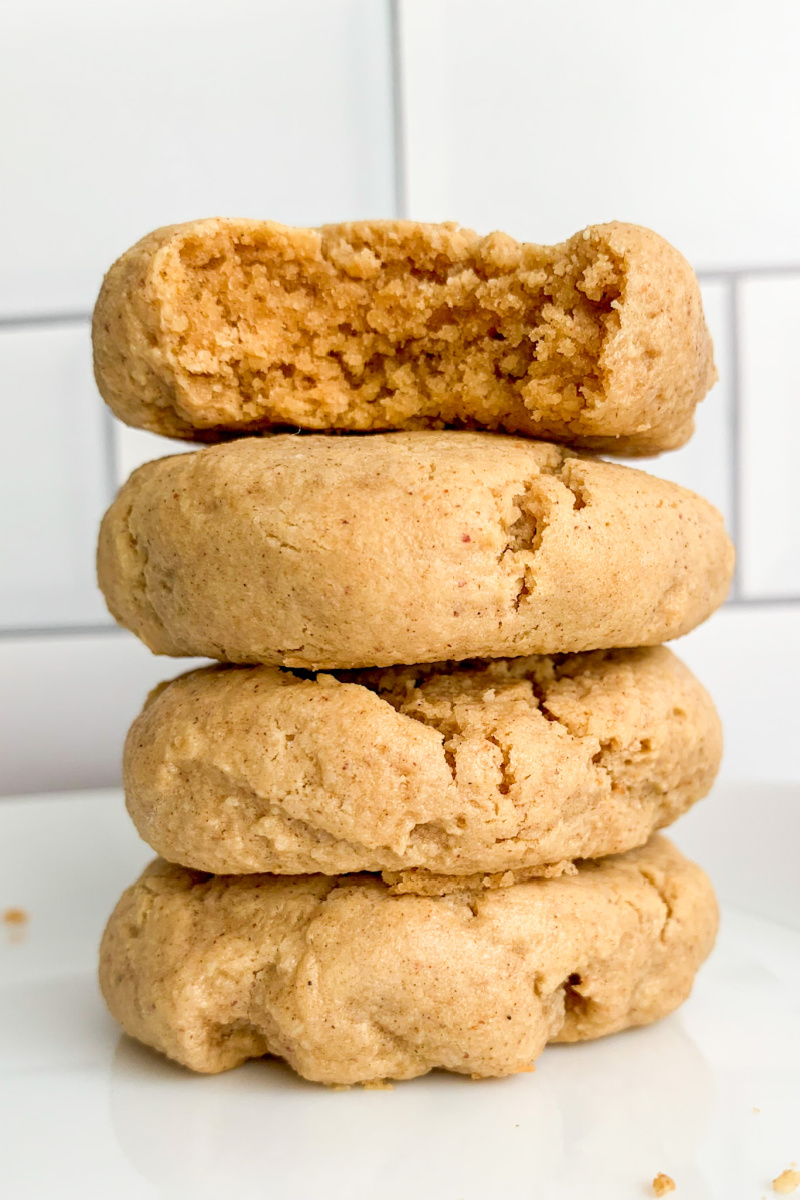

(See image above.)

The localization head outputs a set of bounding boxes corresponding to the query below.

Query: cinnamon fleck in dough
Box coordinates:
[97,432,734,670]
[124,647,721,877]
[92,218,714,455]
[99,836,718,1086]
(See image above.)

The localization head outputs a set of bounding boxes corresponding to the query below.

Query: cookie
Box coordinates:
[99,836,718,1085]
[124,647,721,877]
[97,432,734,669]
[92,218,714,455]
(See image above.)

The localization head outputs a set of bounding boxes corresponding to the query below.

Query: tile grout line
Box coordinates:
[0,624,124,640]
[697,264,800,281]
[0,310,91,329]
[726,595,800,608]
[388,0,408,219]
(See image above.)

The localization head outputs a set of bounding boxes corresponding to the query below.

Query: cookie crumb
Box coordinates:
[754,1106,761,1113]
[3,908,29,943]
[653,1174,676,1197]
[773,1169,800,1194]
[362,1078,393,1090]
[2,907,28,925]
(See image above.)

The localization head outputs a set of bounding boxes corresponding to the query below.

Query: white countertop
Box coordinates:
[1,787,798,1200]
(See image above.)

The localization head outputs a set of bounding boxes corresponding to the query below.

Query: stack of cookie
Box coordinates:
[94,218,733,1086]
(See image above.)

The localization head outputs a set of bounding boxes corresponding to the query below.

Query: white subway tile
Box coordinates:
[0,631,208,795]
[738,274,800,598]
[0,323,111,630]
[113,423,196,488]
[399,0,800,269]
[672,780,800,929]
[0,0,395,316]
[674,601,800,783]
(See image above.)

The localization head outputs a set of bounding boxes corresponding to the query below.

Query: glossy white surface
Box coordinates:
[0,790,798,1199]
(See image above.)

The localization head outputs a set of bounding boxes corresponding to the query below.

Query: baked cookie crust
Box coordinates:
[99,836,718,1085]
[124,648,721,876]
[97,432,734,669]
[92,218,715,455]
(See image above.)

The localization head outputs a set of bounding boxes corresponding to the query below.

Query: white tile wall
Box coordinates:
[397,0,800,270]
[676,604,800,784]
[2,0,800,794]
[396,0,800,730]
[0,633,208,796]
[0,0,395,317]
[0,0,399,793]
[0,321,111,630]
[738,274,800,598]
[114,425,196,487]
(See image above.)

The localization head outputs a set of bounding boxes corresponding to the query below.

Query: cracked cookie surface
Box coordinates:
[99,836,718,1085]
[92,218,714,455]
[97,431,734,668]
[125,647,721,876]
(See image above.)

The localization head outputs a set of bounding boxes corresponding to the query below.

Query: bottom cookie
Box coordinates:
[99,836,717,1086]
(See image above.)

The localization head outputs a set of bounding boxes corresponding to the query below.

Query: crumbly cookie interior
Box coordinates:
[165,223,623,431]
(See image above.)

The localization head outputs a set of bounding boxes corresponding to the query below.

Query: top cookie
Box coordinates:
[92,218,714,454]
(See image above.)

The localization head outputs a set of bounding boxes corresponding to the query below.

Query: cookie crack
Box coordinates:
[501,460,590,610]
[636,866,675,943]
[553,460,588,510]
[528,680,561,724]
[485,732,515,796]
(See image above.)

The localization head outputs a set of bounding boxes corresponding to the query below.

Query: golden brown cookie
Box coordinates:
[99,836,718,1085]
[124,648,721,876]
[92,218,714,455]
[97,432,734,669]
